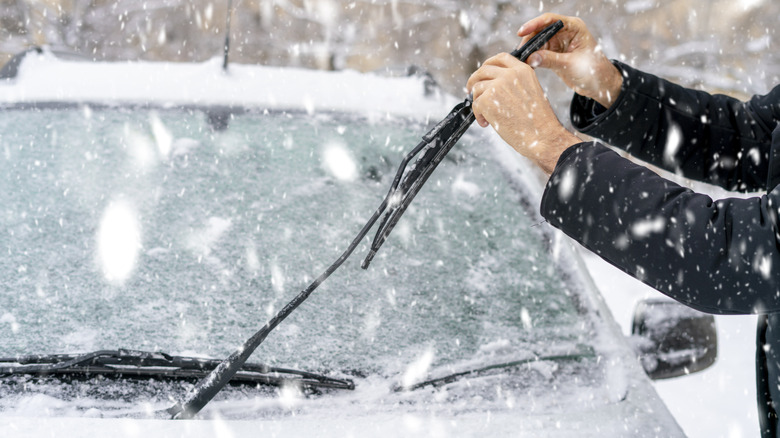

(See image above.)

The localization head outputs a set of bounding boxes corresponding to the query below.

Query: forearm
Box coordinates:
[570,62,775,191]
[541,142,780,314]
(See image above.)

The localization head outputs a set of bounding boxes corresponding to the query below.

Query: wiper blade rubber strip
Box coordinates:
[0,349,353,390]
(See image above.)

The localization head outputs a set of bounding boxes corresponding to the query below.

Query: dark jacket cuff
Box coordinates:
[569,60,637,138]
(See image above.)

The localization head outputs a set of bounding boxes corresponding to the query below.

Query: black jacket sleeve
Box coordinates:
[540,142,780,315]
[570,61,780,192]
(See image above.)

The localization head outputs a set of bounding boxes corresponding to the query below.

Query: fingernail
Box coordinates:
[518,25,526,34]
[529,53,541,67]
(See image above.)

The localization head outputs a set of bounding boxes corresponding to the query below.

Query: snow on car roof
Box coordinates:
[0,48,454,118]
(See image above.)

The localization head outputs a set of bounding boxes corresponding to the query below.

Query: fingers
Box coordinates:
[475,114,490,128]
[516,14,568,60]
[518,13,587,37]
[466,53,524,93]
[470,81,495,129]
[467,53,536,129]
[527,49,565,71]
[484,52,525,68]
[517,13,566,37]
[468,71,499,128]
[466,65,501,95]
[517,14,590,56]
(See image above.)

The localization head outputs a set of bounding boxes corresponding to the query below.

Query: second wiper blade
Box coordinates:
[0,349,354,391]
[395,350,594,392]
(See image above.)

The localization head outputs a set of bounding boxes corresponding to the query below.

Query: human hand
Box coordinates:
[519,13,622,108]
[467,53,580,175]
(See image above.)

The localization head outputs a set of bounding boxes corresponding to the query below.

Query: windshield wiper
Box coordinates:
[0,349,354,391]
[396,349,595,392]
[167,20,565,419]
[362,19,564,268]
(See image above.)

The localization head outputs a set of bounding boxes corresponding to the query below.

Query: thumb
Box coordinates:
[527,50,567,71]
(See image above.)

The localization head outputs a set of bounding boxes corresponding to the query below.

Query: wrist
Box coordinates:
[535,129,581,175]
[589,60,623,109]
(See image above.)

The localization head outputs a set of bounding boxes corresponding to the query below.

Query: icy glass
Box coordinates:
[0,107,591,376]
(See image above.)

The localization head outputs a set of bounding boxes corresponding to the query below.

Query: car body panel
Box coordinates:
[0,50,684,436]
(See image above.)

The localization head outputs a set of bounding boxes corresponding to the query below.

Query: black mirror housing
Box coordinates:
[630,299,718,380]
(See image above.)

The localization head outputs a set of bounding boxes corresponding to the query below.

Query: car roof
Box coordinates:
[0,47,454,118]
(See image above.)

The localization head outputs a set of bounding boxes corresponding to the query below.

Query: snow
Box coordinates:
[451,173,481,198]
[630,216,666,239]
[1,313,20,333]
[555,166,576,202]
[185,217,233,260]
[321,141,358,181]
[96,198,142,285]
[663,123,683,168]
[0,53,743,437]
[1,49,453,119]
[401,348,435,389]
[582,245,759,438]
[0,408,684,438]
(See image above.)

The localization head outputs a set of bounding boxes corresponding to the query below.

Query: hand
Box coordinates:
[467,53,580,175]
[519,13,622,108]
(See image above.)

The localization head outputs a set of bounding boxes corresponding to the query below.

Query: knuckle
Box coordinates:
[467,70,486,91]
[483,54,500,66]
[510,64,531,79]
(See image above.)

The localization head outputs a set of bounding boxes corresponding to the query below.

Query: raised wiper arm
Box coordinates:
[167,20,564,420]
[361,19,564,268]
[0,349,354,391]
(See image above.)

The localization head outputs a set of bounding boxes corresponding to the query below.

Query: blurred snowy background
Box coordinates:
[0,1,777,437]
[1,0,778,98]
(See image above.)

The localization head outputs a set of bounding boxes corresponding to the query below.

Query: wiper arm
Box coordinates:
[167,20,564,419]
[0,349,354,391]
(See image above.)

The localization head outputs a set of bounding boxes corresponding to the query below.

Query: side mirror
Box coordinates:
[630,299,718,380]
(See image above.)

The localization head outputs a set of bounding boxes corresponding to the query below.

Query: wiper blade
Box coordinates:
[361,99,474,268]
[0,349,354,391]
[397,349,595,392]
[362,19,564,268]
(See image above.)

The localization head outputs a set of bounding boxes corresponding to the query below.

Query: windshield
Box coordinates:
[0,106,600,415]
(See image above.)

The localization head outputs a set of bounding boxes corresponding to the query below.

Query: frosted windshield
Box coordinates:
[0,107,591,376]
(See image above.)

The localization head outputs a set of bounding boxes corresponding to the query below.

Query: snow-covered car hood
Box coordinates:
[0,51,683,437]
